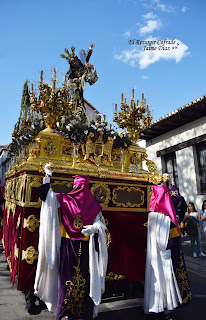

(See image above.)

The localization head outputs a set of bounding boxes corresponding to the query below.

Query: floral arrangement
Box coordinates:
[10,115,132,156]
[10,119,46,156]
[53,115,132,149]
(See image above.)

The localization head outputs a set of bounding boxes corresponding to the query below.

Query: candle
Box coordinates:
[40,70,43,82]
[52,69,56,91]
[132,89,134,99]
[115,103,117,112]
[121,93,124,103]
[31,84,33,93]
[53,68,56,80]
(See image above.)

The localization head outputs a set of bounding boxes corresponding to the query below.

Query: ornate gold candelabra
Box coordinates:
[113,89,153,143]
[30,69,72,129]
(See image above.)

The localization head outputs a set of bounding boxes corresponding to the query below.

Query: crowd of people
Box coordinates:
[170,184,206,258]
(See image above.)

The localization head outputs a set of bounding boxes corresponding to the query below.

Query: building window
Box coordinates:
[163,152,179,188]
[196,142,206,193]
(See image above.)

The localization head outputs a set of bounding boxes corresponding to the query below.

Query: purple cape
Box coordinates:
[56,175,102,240]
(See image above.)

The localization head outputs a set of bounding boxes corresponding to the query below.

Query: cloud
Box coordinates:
[143,0,175,13]
[139,19,162,35]
[182,6,187,13]
[114,38,190,69]
[143,12,157,19]
[142,75,149,79]
[123,31,131,38]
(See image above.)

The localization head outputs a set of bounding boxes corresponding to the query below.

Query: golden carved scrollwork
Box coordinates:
[15,175,26,202]
[22,246,38,264]
[143,221,148,228]
[106,231,111,248]
[28,139,41,161]
[62,145,73,156]
[105,225,111,249]
[16,215,21,229]
[90,183,111,207]
[4,175,26,205]
[6,254,12,272]
[14,243,19,260]
[112,186,144,208]
[59,242,86,318]
[5,201,16,222]
[142,153,166,184]
[24,215,40,232]
[105,272,125,281]
[83,132,113,166]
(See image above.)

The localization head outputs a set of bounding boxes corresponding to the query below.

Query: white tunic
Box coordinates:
[144,211,182,314]
[81,212,108,319]
[34,188,61,312]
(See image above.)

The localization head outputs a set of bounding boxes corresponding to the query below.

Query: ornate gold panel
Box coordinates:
[44,139,57,155]
[25,176,42,207]
[90,183,111,207]
[51,180,73,193]
[112,186,144,208]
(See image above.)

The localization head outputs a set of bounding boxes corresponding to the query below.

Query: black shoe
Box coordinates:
[25,302,37,314]
[39,300,47,310]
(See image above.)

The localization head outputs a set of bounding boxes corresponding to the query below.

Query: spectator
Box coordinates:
[200,200,206,236]
[183,202,206,258]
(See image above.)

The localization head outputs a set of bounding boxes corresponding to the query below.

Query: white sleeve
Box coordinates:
[156,212,171,253]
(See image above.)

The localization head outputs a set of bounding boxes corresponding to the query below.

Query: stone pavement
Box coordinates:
[1,235,206,320]
[181,233,206,275]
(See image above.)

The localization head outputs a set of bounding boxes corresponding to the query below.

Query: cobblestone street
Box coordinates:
[1,234,206,320]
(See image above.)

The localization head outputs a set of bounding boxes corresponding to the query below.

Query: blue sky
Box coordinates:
[1,0,206,145]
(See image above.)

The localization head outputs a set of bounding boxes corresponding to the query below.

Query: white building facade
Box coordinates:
[141,95,206,212]
[0,145,10,185]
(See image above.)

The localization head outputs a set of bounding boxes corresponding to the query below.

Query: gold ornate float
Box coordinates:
[4,44,168,291]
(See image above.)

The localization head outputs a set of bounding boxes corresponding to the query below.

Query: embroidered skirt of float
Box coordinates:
[56,238,93,320]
